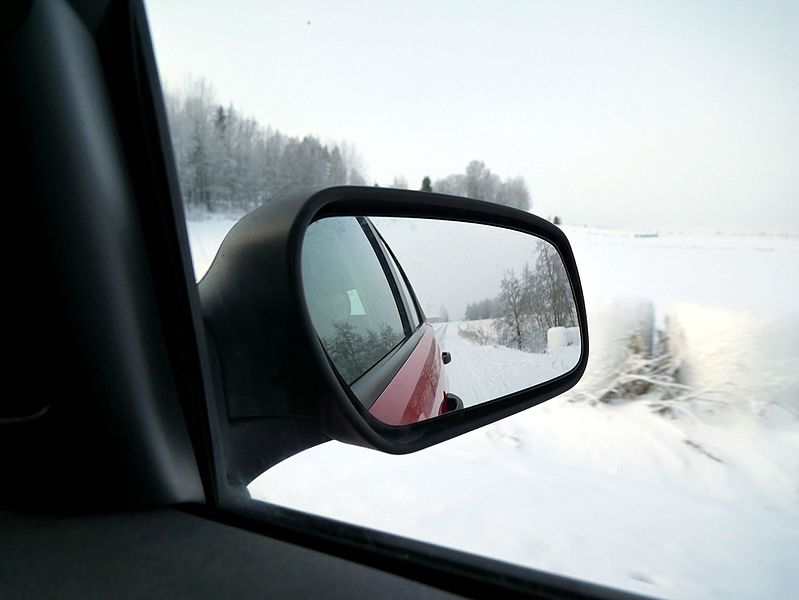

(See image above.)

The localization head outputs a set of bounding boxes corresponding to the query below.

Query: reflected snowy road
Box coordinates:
[433,321,580,407]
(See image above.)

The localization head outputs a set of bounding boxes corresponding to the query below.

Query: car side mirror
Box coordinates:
[302,214,583,426]
[199,187,588,480]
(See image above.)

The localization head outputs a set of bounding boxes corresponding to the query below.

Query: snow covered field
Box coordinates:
[187,215,799,599]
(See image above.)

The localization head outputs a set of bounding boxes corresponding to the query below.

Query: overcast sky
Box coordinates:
[146,0,798,234]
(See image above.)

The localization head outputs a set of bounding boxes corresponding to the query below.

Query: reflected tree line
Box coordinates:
[465,242,577,352]
[322,321,402,384]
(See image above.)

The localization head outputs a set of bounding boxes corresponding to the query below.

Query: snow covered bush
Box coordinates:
[572,327,687,413]
[569,299,799,422]
[566,297,694,415]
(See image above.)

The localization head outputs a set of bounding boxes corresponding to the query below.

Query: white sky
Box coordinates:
[146,0,798,234]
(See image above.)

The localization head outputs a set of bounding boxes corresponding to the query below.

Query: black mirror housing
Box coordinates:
[199,186,588,481]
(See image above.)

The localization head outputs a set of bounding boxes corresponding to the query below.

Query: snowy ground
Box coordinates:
[187,214,799,599]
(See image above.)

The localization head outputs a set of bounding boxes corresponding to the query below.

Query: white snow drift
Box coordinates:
[186,215,799,600]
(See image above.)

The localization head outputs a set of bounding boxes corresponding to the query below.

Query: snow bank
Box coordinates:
[250,397,799,600]
[667,303,799,423]
[456,319,497,346]
[183,217,799,600]
[566,297,654,399]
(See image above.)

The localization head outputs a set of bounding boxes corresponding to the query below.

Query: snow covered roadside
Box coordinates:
[250,399,799,600]
[248,300,799,599]
[186,216,799,599]
[250,300,799,598]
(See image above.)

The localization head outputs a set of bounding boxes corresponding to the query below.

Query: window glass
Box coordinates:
[302,217,405,384]
[146,1,799,598]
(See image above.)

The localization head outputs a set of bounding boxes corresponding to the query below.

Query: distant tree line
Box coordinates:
[164,79,533,214]
[465,242,576,352]
[464,297,501,321]
[431,160,531,211]
[164,79,366,213]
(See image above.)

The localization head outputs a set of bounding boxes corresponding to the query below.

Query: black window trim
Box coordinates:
[367,219,424,330]
[356,216,412,336]
[371,223,427,326]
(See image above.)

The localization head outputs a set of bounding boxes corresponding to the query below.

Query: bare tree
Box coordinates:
[496,270,526,350]
[434,161,530,210]
[481,243,576,353]
[534,242,576,329]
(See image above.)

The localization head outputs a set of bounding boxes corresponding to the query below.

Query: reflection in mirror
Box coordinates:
[302,216,580,426]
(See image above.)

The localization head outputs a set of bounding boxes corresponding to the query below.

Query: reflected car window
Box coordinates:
[376,233,422,330]
[302,217,405,383]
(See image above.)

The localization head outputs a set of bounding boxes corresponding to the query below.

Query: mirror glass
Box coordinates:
[302,216,581,425]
